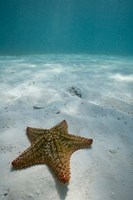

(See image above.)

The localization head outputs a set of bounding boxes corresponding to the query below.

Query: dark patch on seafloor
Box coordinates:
[67,86,82,98]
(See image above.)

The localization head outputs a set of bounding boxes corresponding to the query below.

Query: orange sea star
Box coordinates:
[12,120,93,183]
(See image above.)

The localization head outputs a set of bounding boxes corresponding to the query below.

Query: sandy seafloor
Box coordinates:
[0,54,133,200]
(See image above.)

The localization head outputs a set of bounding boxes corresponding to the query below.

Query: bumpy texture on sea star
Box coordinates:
[12,120,93,183]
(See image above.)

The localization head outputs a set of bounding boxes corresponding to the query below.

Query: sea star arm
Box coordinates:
[48,152,71,184]
[50,120,68,134]
[12,136,48,169]
[26,127,49,143]
[26,120,68,143]
[63,134,93,153]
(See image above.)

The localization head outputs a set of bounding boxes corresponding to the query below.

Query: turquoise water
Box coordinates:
[0,0,133,55]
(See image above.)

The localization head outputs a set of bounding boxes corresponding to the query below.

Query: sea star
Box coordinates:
[12,120,93,183]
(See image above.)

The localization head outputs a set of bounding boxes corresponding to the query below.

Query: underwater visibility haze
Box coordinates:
[0,0,133,55]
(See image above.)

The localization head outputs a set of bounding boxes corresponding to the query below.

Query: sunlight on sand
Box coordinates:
[0,54,133,200]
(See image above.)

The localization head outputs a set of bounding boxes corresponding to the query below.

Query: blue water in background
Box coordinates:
[0,0,133,55]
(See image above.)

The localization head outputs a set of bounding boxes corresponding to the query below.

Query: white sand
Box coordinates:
[0,54,133,200]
